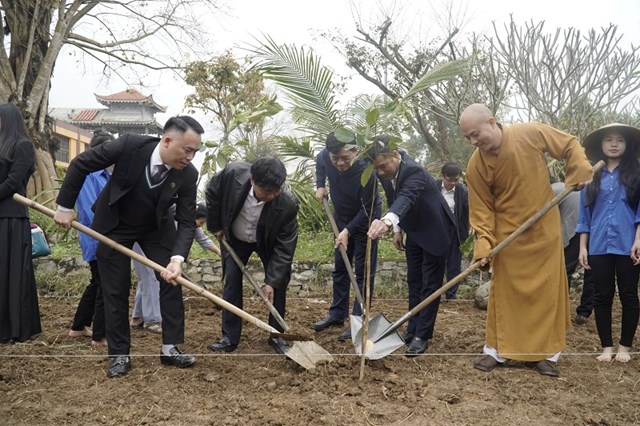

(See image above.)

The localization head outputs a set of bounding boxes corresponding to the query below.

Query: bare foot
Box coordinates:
[597,346,614,362]
[91,338,107,347]
[614,345,631,363]
[68,327,92,338]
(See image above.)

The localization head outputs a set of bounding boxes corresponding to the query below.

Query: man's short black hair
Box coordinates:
[441,162,462,177]
[195,203,207,219]
[90,130,114,148]
[250,157,287,191]
[163,115,205,135]
[364,135,394,162]
[325,132,355,155]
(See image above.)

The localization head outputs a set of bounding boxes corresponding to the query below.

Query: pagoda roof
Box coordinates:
[49,107,164,134]
[94,88,167,112]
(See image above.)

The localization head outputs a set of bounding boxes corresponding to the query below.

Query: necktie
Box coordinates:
[151,164,167,184]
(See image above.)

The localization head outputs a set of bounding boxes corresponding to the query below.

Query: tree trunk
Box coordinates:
[29,147,58,206]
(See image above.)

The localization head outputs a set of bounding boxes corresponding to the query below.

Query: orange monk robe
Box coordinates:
[467,122,593,361]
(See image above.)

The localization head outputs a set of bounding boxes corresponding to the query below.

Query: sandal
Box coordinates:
[144,323,162,334]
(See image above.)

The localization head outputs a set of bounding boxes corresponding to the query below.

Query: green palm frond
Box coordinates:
[248,35,343,138]
[403,58,471,101]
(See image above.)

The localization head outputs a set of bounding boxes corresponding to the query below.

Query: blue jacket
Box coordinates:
[315,148,381,232]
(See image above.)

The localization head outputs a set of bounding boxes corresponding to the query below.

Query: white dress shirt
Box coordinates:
[231,187,266,243]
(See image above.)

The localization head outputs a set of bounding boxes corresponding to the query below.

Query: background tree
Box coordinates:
[184,51,285,175]
[0,0,221,202]
[324,9,511,164]
[491,18,640,140]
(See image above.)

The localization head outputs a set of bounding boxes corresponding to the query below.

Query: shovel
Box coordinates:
[321,198,365,311]
[354,161,604,360]
[220,238,289,331]
[16,194,333,370]
[322,198,404,353]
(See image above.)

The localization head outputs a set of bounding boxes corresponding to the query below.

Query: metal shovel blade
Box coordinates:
[284,341,333,370]
[351,313,405,360]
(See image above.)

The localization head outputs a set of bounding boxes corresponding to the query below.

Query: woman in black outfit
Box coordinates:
[0,103,41,343]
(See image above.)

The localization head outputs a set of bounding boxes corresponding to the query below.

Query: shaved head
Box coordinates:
[460,103,493,123]
[459,103,502,155]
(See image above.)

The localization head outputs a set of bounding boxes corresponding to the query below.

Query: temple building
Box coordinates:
[49,88,166,136]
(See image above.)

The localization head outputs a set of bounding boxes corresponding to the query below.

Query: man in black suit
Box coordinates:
[366,136,452,356]
[205,157,298,354]
[435,162,470,300]
[54,116,203,378]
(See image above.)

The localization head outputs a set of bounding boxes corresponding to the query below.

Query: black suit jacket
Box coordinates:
[205,162,299,289]
[0,139,35,218]
[379,152,451,257]
[56,134,197,258]
[435,179,470,246]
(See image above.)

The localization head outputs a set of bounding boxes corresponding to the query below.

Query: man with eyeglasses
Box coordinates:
[435,162,470,300]
[312,132,381,341]
[205,157,298,355]
[54,116,204,378]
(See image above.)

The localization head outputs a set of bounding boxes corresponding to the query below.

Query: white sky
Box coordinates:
[48,0,640,130]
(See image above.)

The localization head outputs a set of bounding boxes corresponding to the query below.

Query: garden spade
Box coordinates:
[352,160,604,360]
[15,194,332,370]
[321,198,365,311]
[220,238,289,331]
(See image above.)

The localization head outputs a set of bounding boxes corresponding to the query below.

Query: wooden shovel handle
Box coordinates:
[220,239,290,331]
[14,194,280,335]
[321,197,365,309]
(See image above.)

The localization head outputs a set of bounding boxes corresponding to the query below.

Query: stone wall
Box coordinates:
[33,256,410,296]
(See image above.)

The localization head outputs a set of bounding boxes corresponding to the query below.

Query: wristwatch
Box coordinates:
[382,218,393,228]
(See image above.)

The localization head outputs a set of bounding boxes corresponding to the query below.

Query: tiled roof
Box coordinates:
[94,88,167,112]
[95,88,148,101]
[72,109,100,121]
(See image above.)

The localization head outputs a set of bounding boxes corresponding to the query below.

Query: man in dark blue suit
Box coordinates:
[312,132,381,341]
[54,116,203,378]
[366,136,453,356]
[435,162,470,300]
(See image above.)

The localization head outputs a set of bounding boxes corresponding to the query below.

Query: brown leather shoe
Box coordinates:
[574,315,588,325]
[535,360,559,377]
[473,354,503,372]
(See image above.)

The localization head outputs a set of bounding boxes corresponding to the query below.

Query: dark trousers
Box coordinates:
[328,229,377,318]
[70,260,105,340]
[588,254,640,348]
[405,236,446,340]
[96,227,184,356]
[564,234,595,317]
[221,238,287,344]
[444,230,463,299]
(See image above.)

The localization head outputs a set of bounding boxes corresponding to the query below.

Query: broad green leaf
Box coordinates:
[360,164,374,187]
[334,127,354,143]
[365,108,380,126]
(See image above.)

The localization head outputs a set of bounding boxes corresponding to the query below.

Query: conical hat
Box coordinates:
[582,123,640,161]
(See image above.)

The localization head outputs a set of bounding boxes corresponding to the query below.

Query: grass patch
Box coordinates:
[36,268,89,300]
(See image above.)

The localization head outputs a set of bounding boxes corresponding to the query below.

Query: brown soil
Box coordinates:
[1,293,638,425]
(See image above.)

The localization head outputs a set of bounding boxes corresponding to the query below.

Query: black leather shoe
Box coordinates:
[267,336,290,354]
[337,327,352,342]
[107,356,131,378]
[207,336,238,353]
[312,316,344,331]
[405,337,428,357]
[402,332,415,344]
[160,346,196,368]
